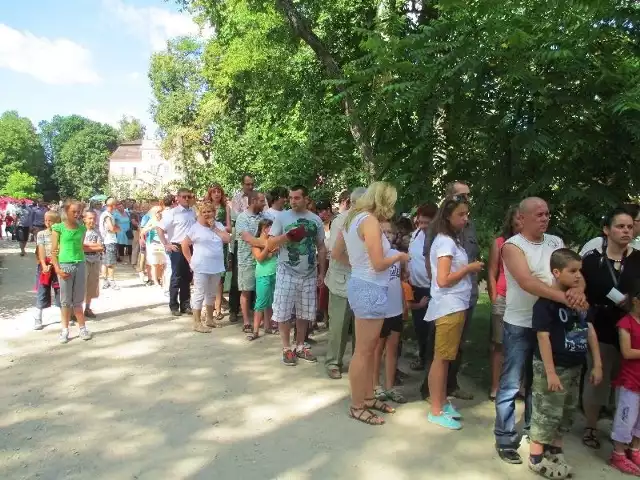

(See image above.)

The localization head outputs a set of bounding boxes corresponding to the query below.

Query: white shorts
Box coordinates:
[272,266,316,322]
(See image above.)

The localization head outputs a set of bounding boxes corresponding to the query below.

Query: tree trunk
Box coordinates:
[273,0,376,179]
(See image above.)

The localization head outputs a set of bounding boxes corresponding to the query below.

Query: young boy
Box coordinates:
[34,211,61,330]
[83,211,103,318]
[529,248,603,477]
[373,221,428,403]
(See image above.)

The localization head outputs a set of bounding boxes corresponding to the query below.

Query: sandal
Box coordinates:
[242,324,252,333]
[529,456,570,479]
[364,397,396,414]
[348,406,384,426]
[410,359,425,371]
[582,428,601,449]
[246,332,259,341]
[327,367,342,379]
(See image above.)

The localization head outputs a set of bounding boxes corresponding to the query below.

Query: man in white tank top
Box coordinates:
[494,197,588,464]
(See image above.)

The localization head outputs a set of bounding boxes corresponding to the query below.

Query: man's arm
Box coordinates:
[317,240,327,278]
[241,231,266,248]
[502,243,566,303]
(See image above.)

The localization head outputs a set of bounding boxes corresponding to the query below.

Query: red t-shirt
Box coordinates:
[5,215,13,226]
[495,236,507,297]
[613,314,640,393]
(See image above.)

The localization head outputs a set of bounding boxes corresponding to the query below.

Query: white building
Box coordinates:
[108,139,182,196]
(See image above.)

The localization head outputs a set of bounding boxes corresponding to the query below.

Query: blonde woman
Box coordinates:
[182,202,231,332]
[332,182,409,426]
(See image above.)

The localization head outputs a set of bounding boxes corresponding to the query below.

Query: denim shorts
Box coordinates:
[347,277,388,319]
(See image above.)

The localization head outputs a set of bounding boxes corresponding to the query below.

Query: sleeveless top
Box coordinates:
[343,212,390,286]
[503,233,564,328]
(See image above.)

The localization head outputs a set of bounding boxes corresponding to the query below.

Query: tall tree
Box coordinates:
[0,171,37,199]
[56,123,119,199]
[0,111,46,193]
[118,115,146,143]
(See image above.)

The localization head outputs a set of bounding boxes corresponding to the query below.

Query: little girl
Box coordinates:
[34,210,61,330]
[51,200,92,343]
[610,282,640,475]
[373,221,428,403]
[83,211,103,319]
[249,219,278,340]
[424,196,483,430]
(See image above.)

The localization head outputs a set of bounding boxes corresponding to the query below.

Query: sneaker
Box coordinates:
[282,349,297,366]
[427,412,461,430]
[182,307,193,315]
[496,448,522,464]
[529,456,569,478]
[59,329,69,344]
[34,317,43,331]
[79,327,93,341]
[109,281,120,291]
[102,279,110,289]
[611,452,640,475]
[171,309,182,317]
[628,449,640,467]
[443,402,462,420]
[295,344,317,363]
[84,308,96,319]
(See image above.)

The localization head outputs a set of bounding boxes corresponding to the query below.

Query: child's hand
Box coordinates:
[43,264,51,273]
[590,366,603,386]
[547,372,563,392]
[416,296,428,308]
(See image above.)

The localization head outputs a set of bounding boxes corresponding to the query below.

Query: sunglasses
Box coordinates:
[450,194,470,203]
[181,195,194,199]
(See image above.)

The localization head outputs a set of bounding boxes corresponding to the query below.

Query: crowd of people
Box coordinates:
[8,175,640,479]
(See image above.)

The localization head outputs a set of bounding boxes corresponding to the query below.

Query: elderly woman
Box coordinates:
[182,202,231,332]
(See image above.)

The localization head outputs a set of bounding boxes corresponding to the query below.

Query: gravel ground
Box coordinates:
[0,239,623,479]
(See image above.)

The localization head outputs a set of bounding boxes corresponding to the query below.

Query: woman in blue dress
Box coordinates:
[113,202,132,263]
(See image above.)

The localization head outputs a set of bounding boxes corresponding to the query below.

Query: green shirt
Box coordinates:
[256,255,277,278]
[52,222,87,264]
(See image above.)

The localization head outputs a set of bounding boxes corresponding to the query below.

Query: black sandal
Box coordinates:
[242,324,252,333]
[364,398,396,414]
[348,406,384,425]
[246,332,259,341]
[582,427,601,449]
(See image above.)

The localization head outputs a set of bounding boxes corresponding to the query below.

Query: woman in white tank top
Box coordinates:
[332,182,408,426]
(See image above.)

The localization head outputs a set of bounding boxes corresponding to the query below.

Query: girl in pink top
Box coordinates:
[487,206,522,400]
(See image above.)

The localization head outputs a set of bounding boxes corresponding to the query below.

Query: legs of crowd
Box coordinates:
[325,292,354,379]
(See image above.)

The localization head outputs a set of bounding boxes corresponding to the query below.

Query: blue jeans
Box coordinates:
[494,322,535,449]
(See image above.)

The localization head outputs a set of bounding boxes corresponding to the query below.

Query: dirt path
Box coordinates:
[0,239,623,479]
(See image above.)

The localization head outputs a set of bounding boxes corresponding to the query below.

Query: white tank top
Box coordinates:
[344,212,390,286]
[503,233,564,328]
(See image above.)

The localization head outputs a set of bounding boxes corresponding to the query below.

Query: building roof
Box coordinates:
[109,143,141,163]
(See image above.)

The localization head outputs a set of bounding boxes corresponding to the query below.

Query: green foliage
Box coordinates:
[162,0,639,244]
[0,171,37,199]
[39,115,119,200]
[118,115,146,143]
[0,111,46,194]
[56,123,119,199]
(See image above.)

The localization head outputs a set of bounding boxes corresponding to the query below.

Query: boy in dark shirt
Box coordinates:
[529,248,603,478]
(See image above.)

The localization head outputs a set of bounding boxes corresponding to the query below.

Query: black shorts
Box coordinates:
[380,314,403,338]
[16,226,30,242]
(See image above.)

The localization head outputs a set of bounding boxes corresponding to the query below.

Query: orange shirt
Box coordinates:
[402,281,414,320]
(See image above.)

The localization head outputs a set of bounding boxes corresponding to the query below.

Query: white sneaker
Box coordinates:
[109,280,120,291]
[79,327,92,341]
[59,329,69,344]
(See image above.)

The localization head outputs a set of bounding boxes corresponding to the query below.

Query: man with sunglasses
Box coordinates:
[156,188,197,316]
[421,181,479,401]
